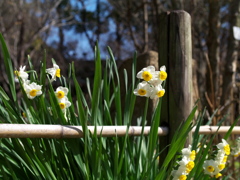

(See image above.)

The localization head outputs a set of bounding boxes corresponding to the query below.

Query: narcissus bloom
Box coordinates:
[217,139,230,155]
[58,97,71,112]
[46,64,61,82]
[134,65,167,98]
[203,159,219,176]
[181,145,196,161]
[171,169,188,180]
[231,137,240,157]
[55,86,69,100]
[15,65,28,82]
[159,65,167,81]
[150,84,165,99]
[23,82,42,99]
[133,81,152,97]
[136,65,156,82]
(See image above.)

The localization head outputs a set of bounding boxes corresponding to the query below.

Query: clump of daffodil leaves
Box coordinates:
[14,63,71,113]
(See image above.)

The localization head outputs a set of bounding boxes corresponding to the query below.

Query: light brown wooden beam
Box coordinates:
[0,124,169,138]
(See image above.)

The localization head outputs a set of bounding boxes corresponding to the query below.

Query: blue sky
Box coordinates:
[46,0,109,60]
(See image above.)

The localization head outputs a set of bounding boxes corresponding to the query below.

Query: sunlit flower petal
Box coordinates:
[217,139,230,155]
[55,86,69,100]
[203,159,219,176]
[136,66,156,81]
[149,84,165,99]
[46,64,61,82]
[15,65,28,82]
[23,82,42,99]
[133,81,152,97]
[58,96,71,112]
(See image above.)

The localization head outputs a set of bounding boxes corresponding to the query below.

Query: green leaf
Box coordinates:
[0,33,16,101]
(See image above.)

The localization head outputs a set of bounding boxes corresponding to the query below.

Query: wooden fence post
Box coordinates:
[159,10,193,165]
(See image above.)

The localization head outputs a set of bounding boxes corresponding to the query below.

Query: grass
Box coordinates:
[0,33,239,179]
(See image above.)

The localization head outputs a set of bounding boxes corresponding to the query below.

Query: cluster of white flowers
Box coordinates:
[15,63,71,112]
[203,139,230,178]
[15,65,42,99]
[55,86,71,112]
[231,137,240,157]
[171,145,196,180]
[133,65,167,99]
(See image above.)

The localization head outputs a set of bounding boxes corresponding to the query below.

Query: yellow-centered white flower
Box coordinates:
[23,82,42,99]
[15,65,28,82]
[203,159,219,176]
[46,64,61,82]
[181,145,196,161]
[159,65,167,81]
[171,168,188,180]
[150,84,165,99]
[136,65,156,82]
[58,96,71,112]
[231,137,240,157]
[217,139,230,155]
[133,81,152,97]
[55,86,69,100]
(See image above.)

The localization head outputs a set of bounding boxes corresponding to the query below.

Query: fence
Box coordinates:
[0,124,240,138]
[0,10,239,174]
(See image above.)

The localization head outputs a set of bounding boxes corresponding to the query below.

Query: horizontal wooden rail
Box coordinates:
[0,124,169,138]
[193,126,240,134]
[0,124,239,138]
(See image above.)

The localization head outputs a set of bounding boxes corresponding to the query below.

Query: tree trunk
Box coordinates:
[143,0,148,52]
[206,0,220,124]
[220,1,240,123]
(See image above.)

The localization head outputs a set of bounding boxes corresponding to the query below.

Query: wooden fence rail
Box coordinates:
[0,124,169,138]
[0,124,239,138]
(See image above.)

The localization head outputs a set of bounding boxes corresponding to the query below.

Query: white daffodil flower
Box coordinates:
[159,65,167,81]
[23,82,42,99]
[232,137,240,157]
[153,65,167,83]
[133,81,152,97]
[217,139,230,155]
[171,168,188,180]
[215,150,225,164]
[15,65,29,82]
[203,159,219,176]
[58,96,71,112]
[181,145,196,161]
[136,65,156,81]
[46,64,61,82]
[177,157,195,174]
[149,84,165,99]
[55,86,69,100]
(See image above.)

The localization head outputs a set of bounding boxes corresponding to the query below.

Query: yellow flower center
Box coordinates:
[56,69,61,77]
[224,145,230,155]
[190,150,196,160]
[159,71,167,81]
[222,156,228,163]
[57,91,65,99]
[215,173,222,178]
[29,89,38,97]
[142,71,152,81]
[179,175,187,180]
[14,70,19,76]
[22,112,26,118]
[207,166,214,172]
[186,161,195,173]
[157,90,165,97]
[218,164,225,170]
[138,89,147,96]
[59,102,66,109]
